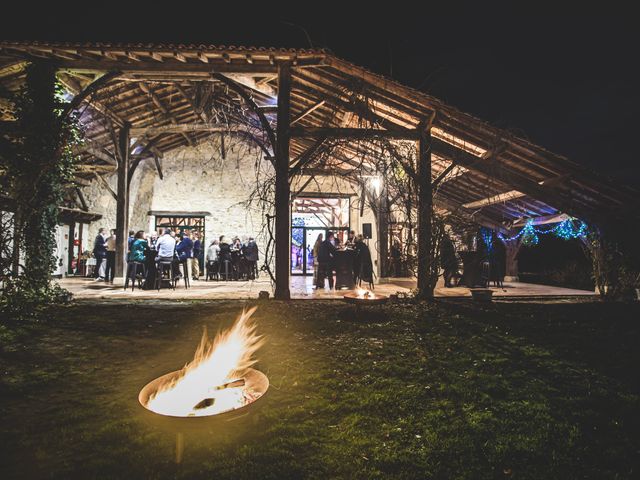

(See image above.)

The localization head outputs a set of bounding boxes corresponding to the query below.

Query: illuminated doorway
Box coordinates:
[291,196,350,276]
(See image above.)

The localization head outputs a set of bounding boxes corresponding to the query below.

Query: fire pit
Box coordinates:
[139,307,268,419]
[343,288,389,308]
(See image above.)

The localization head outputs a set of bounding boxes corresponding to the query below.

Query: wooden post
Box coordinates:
[416,125,433,299]
[78,222,84,276]
[504,238,522,282]
[274,62,291,300]
[377,186,389,277]
[115,122,130,278]
[67,221,75,275]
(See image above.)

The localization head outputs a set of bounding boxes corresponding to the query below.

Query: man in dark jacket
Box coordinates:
[316,231,337,289]
[93,227,107,279]
[176,231,194,280]
[192,233,202,280]
[243,237,259,280]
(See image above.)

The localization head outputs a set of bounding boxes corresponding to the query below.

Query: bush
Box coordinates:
[0,279,72,322]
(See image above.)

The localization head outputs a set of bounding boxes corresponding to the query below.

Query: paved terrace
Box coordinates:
[57,276,595,300]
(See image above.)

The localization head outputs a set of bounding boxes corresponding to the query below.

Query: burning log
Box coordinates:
[192,378,247,410]
[213,378,245,390]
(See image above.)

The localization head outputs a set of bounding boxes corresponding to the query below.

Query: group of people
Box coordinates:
[203,235,259,281]
[313,230,373,290]
[92,227,259,286]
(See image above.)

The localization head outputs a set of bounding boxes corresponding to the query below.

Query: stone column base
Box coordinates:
[504,275,519,282]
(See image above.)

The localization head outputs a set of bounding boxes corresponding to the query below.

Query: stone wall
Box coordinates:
[81,136,273,264]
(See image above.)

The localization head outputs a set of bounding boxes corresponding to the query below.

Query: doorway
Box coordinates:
[290,196,350,276]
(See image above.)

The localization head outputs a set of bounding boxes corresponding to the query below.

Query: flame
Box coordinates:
[357,288,372,299]
[145,307,264,417]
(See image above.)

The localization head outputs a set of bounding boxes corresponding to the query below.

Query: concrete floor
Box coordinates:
[57,275,595,300]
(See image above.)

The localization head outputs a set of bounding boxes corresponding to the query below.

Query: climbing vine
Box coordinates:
[0,61,81,319]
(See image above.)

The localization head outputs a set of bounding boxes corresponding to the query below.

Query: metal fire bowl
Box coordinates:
[138,367,269,428]
[343,292,389,306]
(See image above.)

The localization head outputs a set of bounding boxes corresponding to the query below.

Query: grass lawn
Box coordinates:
[1,298,639,479]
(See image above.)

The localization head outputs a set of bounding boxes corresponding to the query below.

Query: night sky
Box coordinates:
[4,4,638,186]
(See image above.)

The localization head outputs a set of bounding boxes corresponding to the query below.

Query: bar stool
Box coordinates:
[179,259,190,289]
[124,261,146,291]
[155,260,176,291]
[219,259,233,281]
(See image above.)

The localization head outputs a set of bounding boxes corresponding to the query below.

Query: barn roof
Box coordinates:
[1,41,637,230]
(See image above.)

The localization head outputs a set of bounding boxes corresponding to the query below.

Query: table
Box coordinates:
[333,249,355,290]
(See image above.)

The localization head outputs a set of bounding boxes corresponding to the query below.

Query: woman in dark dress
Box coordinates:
[354,234,374,288]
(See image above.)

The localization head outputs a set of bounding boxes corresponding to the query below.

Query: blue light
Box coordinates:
[497,218,587,245]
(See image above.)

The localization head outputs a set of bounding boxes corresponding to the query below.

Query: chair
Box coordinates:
[124,261,146,291]
[207,261,219,281]
[155,260,176,291]
[480,261,490,288]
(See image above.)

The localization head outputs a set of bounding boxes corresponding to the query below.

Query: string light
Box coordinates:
[480,227,494,252]
[497,218,587,245]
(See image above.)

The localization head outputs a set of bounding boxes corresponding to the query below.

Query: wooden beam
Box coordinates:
[62,70,121,118]
[75,187,88,211]
[55,59,322,74]
[290,100,326,125]
[115,122,130,278]
[154,155,164,180]
[174,83,208,123]
[431,162,457,188]
[94,173,117,201]
[129,123,236,136]
[290,126,419,140]
[57,74,125,127]
[289,139,325,178]
[138,82,194,146]
[212,72,277,154]
[511,213,570,227]
[462,190,526,209]
[80,146,117,165]
[274,62,292,300]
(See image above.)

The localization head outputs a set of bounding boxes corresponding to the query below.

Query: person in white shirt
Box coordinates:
[104,229,116,283]
[155,228,176,262]
[206,239,221,280]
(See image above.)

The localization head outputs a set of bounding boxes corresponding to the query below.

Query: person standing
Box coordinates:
[345,230,357,248]
[176,231,194,280]
[316,231,337,289]
[206,239,221,280]
[104,229,116,283]
[354,234,374,288]
[440,234,459,288]
[312,233,323,284]
[243,237,259,280]
[93,227,107,280]
[192,232,202,280]
[127,230,135,253]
